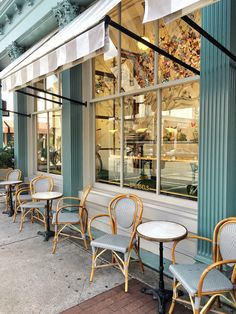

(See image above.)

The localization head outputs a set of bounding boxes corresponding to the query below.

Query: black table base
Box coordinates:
[37,230,55,241]
[141,287,172,314]
[38,199,54,241]
[141,242,172,314]
[2,210,14,217]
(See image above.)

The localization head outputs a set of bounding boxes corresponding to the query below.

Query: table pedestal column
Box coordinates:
[37,200,55,241]
[141,242,172,314]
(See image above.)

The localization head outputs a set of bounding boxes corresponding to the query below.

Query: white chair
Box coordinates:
[88,193,144,292]
[52,185,92,253]
[19,176,54,231]
[169,217,236,314]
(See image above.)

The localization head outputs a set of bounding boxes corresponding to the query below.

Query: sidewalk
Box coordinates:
[0,204,232,314]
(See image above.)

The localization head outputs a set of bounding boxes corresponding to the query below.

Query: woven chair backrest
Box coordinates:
[80,185,92,208]
[7,169,21,181]
[109,194,143,232]
[31,176,54,194]
[219,221,236,261]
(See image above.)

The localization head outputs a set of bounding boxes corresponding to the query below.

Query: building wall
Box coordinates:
[0,0,235,269]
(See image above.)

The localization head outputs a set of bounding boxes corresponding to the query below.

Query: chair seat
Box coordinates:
[169,263,233,296]
[13,195,32,202]
[52,212,80,224]
[91,234,133,254]
[20,201,46,210]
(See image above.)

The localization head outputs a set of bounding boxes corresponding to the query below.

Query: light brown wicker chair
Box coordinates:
[19,176,54,231]
[169,217,236,314]
[52,184,92,253]
[4,169,22,211]
[88,193,144,292]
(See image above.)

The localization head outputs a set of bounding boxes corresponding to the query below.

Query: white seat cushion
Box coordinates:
[13,195,32,202]
[169,263,233,296]
[91,234,133,254]
[20,201,46,209]
[52,212,80,224]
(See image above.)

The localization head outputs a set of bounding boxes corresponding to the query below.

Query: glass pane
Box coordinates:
[46,74,60,110]
[123,92,157,192]
[49,111,62,175]
[94,6,118,98]
[35,80,45,111]
[161,81,200,200]
[37,113,48,172]
[121,0,155,91]
[158,11,201,82]
[95,99,120,185]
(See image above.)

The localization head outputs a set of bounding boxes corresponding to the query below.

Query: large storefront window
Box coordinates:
[92,1,200,200]
[35,75,62,175]
[161,82,199,199]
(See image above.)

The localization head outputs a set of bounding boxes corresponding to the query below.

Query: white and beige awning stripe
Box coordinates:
[0,0,121,92]
[143,0,220,23]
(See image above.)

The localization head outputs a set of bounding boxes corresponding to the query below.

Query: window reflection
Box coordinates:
[95,100,120,184]
[158,11,201,82]
[49,111,62,175]
[121,0,155,90]
[37,113,48,173]
[123,92,157,192]
[161,82,199,199]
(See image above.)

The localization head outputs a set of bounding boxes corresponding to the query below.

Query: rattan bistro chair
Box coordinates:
[169,217,236,314]
[4,169,22,210]
[52,185,92,253]
[12,182,32,222]
[19,176,54,231]
[88,194,144,292]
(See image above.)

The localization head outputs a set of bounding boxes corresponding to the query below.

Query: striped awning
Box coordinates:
[143,0,220,23]
[0,0,121,92]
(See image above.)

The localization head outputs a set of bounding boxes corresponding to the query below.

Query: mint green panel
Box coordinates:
[13,92,28,177]
[198,0,236,261]
[62,64,83,196]
[0,86,3,149]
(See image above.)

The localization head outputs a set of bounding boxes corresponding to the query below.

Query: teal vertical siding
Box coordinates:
[198,0,236,261]
[0,86,3,148]
[62,64,83,196]
[13,92,28,177]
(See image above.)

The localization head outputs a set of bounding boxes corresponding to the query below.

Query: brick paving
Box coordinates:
[61,279,192,314]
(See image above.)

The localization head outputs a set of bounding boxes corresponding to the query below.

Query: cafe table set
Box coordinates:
[0,178,187,313]
[137,220,188,314]
[0,178,62,241]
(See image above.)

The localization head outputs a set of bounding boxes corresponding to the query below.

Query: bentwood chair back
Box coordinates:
[19,176,54,231]
[52,184,92,253]
[6,169,22,181]
[169,217,236,314]
[5,169,22,211]
[88,194,144,292]
[31,176,54,194]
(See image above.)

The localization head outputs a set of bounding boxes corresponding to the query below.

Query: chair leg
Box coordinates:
[124,253,129,292]
[82,235,88,250]
[193,297,201,314]
[134,242,144,273]
[19,210,25,231]
[124,263,129,292]
[90,248,96,282]
[13,202,18,223]
[52,226,58,254]
[169,278,177,314]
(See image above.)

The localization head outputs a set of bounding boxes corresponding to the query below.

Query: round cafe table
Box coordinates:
[0,180,22,217]
[137,221,187,314]
[32,191,62,241]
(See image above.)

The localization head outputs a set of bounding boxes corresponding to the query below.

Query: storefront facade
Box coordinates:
[0,0,235,268]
